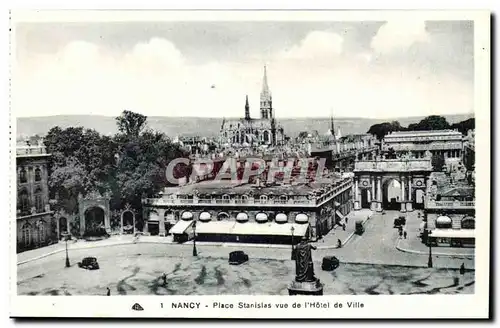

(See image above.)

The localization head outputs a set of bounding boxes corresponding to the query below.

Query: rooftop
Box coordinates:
[430,172,474,197]
[385,130,463,138]
[16,146,50,158]
[163,174,347,197]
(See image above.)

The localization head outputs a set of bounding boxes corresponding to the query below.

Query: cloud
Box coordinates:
[279,31,343,60]
[13,29,473,121]
[371,19,430,54]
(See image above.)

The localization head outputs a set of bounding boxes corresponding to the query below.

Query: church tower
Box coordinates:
[330,109,336,143]
[260,66,273,120]
[244,95,250,120]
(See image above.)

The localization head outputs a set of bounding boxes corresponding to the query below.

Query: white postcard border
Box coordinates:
[9,9,491,319]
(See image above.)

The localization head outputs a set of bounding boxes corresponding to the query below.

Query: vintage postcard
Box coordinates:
[9,10,490,319]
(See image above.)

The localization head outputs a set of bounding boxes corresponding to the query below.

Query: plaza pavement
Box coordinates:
[17,209,474,271]
[16,209,372,265]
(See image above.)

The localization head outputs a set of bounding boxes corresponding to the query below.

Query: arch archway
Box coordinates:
[84,206,107,237]
[415,189,425,209]
[360,189,371,209]
[217,212,230,221]
[383,178,402,210]
[121,210,135,235]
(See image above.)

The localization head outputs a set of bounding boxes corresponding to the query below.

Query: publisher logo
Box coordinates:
[132,303,144,311]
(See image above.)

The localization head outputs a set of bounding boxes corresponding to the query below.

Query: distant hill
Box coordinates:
[15,114,474,140]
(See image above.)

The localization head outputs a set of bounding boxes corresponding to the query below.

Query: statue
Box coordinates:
[294,238,317,282]
[287,237,324,295]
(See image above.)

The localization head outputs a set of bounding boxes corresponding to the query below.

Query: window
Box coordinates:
[279,195,288,203]
[19,168,27,183]
[22,223,32,247]
[35,167,42,181]
[37,220,46,243]
[259,195,268,203]
[34,187,43,212]
[19,189,29,213]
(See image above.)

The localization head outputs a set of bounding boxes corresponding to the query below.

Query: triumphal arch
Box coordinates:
[353,154,433,213]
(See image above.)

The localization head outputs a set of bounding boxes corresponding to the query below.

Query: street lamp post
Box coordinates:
[62,232,70,268]
[427,230,433,268]
[192,220,198,257]
[291,226,295,260]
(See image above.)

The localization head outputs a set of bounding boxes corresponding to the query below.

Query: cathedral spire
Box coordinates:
[262,65,269,95]
[245,95,250,120]
[260,65,272,119]
[330,108,336,142]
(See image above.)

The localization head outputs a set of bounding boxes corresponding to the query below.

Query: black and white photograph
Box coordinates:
[9,10,490,319]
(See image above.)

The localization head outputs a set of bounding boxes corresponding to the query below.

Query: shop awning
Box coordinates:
[232,222,309,237]
[275,213,288,223]
[236,213,249,222]
[199,212,211,222]
[170,220,194,235]
[181,211,194,221]
[194,221,309,237]
[295,213,309,224]
[429,229,475,239]
[196,221,236,234]
[335,210,345,220]
[255,213,268,222]
[436,216,452,225]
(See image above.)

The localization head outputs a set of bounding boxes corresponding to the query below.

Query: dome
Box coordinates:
[199,212,211,222]
[275,213,288,223]
[236,212,249,222]
[436,216,452,225]
[255,212,268,222]
[181,211,193,220]
[295,213,309,224]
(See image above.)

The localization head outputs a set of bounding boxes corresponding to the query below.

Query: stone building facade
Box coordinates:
[142,175,353,243]
[16,145,55,253]
[382,130,464,159]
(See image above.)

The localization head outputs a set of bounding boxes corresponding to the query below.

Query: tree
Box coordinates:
[367,121,403,140]
[116,110,148,137]
[45,126,118,213]
[431,153,445,172]
[407,115,450,131]
[451,118,475,135]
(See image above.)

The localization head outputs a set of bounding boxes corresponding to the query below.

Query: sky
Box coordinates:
[12,19,474,119]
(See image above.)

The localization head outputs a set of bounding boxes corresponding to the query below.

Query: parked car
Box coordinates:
[355,220,365,235]
[393,216,406,228]
[229,251,249,265]
[78,257,100,270]
[321,256,340,271]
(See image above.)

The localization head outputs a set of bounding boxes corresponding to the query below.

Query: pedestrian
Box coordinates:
[106,287,111,296]
[345,217,348,224]
[337,239,342,248]
[403,231,407,239]
[460,263,465,275]
[162,272,168,286]
[342,224,346,231]
[399,230,403,238]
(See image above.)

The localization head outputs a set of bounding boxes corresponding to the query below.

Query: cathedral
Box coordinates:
[219,66,285,147]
